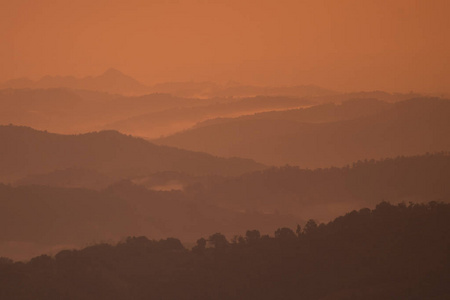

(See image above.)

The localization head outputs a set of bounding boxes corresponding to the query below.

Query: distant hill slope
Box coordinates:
[187,153,450,221]
[0,125,265,182]
[156,98,450,167]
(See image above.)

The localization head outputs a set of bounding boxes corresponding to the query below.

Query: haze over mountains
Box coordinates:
[0,70,430,141]
[0,83,322,138]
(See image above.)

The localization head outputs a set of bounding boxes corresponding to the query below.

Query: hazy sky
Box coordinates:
[1,0,449,93]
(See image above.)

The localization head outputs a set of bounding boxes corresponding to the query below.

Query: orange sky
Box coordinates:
[1,0,449,93]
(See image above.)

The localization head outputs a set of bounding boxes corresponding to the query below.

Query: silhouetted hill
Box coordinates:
[0,125,265,182]
[1,202,448,300]
[0,182,298,260]
[1,69,151,95]
[156,98,450,167]
[186,153,450,221]
[104,96,315,138]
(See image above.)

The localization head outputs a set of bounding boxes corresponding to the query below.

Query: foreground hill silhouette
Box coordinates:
[0,125,264,182]
[1,202,448,300]
[156,98,450,167]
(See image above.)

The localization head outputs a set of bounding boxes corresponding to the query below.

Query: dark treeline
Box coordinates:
[1,202,449,300]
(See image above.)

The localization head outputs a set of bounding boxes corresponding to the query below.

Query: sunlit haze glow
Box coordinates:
[1,0,449,93]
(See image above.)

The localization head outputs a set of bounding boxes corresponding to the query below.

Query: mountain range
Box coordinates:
[1,69,336,98]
